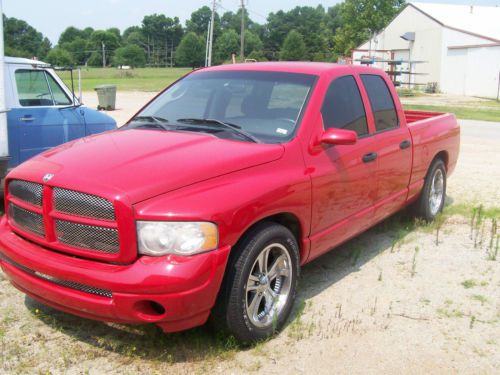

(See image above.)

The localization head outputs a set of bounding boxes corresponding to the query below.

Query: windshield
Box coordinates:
[130,70,317,143]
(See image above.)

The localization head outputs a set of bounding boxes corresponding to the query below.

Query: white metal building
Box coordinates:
[353,2,500,98]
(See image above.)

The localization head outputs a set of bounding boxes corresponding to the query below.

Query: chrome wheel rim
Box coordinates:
[429,169,444,215]
[245,243,293,328]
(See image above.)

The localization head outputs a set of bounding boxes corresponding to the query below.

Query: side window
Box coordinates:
[46,73,72,105]
[15,70,52,107]
[361,75,399,132]
[321,75,368,136]
[15,70,71,107]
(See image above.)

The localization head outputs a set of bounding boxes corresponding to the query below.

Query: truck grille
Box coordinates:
[54,188,115,220]
[9,180,43,206]
[0,253,113,298]
[6,179,127,262]
[8,203,45,237]
[55,220,119,254]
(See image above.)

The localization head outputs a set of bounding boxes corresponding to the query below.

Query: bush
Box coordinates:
[112,45,146,68]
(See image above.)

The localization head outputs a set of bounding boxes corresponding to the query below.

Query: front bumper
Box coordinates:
[0,216,230,332]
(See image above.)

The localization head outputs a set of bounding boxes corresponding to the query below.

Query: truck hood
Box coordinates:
[13,129,285,203]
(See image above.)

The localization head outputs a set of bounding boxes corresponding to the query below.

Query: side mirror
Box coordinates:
[320,128,358,145]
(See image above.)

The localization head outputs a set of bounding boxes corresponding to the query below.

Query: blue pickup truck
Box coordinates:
[0,57,116,182]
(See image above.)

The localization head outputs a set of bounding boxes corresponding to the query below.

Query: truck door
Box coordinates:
[359,74,412,221]
[7,68,85,166]
[306,74,378,259]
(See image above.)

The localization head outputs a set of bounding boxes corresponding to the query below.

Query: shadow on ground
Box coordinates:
[24,208,423,363]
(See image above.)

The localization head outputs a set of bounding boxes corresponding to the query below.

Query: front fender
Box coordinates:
[133,145,311,262]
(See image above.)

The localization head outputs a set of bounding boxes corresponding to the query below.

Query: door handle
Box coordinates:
[399,140,411,149]
[19,116,35,122]
[362,152,377,163]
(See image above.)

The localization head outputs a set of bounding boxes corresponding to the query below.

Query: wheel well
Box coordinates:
[235,212,303,251]
[433,151,449,171]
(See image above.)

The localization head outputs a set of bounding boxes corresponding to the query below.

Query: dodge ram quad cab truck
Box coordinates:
[0,63,460,342]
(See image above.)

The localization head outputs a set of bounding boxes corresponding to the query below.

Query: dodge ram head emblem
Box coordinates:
[43,173,54,182]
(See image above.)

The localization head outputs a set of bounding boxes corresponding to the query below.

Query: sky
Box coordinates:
[3,0,500,44]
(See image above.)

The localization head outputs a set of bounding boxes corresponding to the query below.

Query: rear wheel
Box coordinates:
[213,222,300,342]
[413,158,447,221]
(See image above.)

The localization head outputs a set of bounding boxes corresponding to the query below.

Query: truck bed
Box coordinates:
[404,110,446,124]
[404,110,460,203]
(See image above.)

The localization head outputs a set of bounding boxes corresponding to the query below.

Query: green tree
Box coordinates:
[214,29,239,64]
[3,14,52,59]
[280,30,307,61]
[60,37,90,65]
[244,30,263,56]
[186,6,220,36]
[175,32,204,68]
[141,14,184,66]
[46,48,75,66]
[265,6,328,60]
[123,26,142,41]
[58,26,85,45]
[107,27,122,42]
[112,45,146,67]
[88,30,121,66]
[334,0,405,55]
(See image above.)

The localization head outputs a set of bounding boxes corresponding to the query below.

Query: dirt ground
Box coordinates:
[0,93,499,374]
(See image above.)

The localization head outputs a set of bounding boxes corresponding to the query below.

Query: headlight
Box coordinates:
[136,221,218,256]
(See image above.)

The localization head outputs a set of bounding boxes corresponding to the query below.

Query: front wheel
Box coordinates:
[413,158,447,221]
[213,222,300,342]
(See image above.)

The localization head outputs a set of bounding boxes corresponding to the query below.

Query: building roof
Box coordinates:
[411,2,500,42]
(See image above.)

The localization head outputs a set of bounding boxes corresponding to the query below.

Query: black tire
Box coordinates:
[412,158,447,221]
[211,222,300,343]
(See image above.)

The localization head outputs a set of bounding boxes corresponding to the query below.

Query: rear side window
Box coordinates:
[361,75,398,132]
[321,75,368,136]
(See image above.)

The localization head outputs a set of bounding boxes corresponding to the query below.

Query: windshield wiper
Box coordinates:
[127,116,170,131]
[176,118,260,143]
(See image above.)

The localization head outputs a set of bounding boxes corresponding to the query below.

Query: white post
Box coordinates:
[78,68,82,103]
[0,0,9,161]
[102,42,106,68]
[205,20,211,67]
[208,0,216,66]
[240,0,245,62]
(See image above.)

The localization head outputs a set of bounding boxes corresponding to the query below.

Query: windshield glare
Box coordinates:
[135,70,316,143]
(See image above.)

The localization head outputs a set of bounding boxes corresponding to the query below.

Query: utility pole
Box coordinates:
[208,0,217,66]
[240,0,245,62]
[101,42,106,68]
[171,40,174,67]
[165,39,169,67]
[205,20,211,67]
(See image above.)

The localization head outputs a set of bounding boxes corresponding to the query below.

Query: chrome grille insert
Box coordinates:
[9,180,43,206]
[8,204,45,237]
[55,220,119,254]
[54,188,115,221]
[0,253,112,298]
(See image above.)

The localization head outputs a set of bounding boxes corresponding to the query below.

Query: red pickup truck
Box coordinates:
[0,63,459,342]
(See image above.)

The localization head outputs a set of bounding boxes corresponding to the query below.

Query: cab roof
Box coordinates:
[197,61,383,77]
[4,56,50,67]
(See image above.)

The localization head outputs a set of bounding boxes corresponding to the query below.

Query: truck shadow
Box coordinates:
[24,208,426,362]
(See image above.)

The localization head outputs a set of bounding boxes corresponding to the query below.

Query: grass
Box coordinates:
[462,279,477,289]
[404,103,500,122]
[58,67,191,92]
